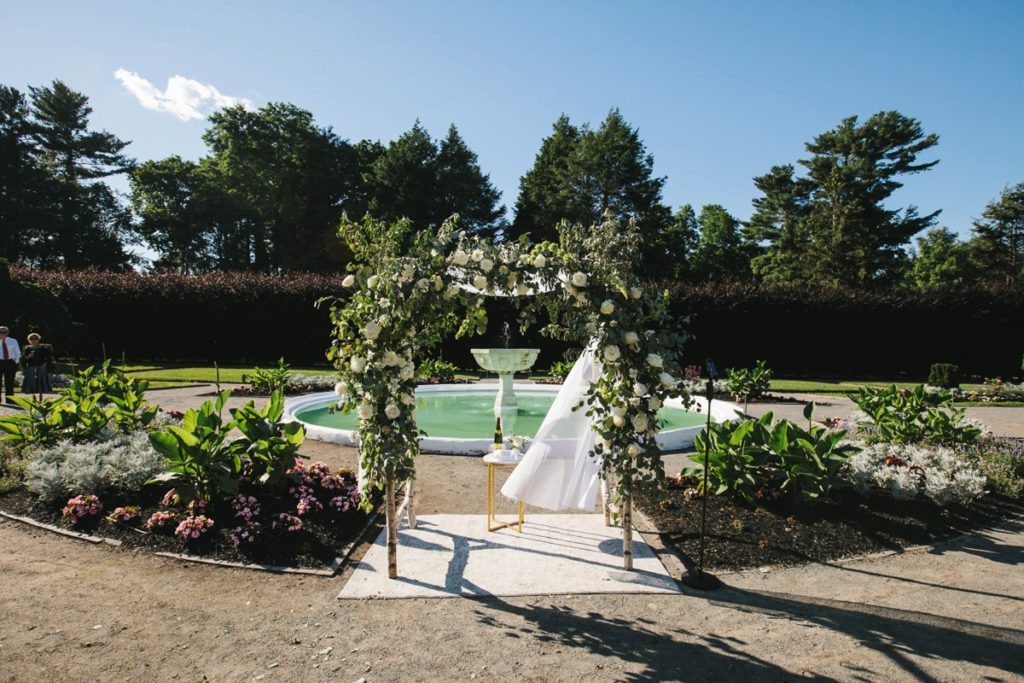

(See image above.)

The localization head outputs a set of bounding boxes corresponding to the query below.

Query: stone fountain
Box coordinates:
[471,325,539,437]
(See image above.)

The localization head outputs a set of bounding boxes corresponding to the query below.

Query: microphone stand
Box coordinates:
[682,375,721,591]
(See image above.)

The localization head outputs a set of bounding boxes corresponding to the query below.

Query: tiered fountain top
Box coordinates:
[470,348,540,374]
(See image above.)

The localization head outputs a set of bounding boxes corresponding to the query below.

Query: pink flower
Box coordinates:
[62,495,103,526]
[145,510,178,530]
[174,515,214,541]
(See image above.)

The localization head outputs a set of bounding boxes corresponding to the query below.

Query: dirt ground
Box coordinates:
[2,386,1023,681]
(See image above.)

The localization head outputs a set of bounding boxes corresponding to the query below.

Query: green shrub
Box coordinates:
[852,384,981,446]
[417,358,458,381]
[726,360,772,410]
[244,357,292,394]
[687,410,860,505]
[0,361,157,448]
[148,389,305,504]
[0,443,26,494]
[547,360,573,382]
[960,437,1024,499]
[928,363,962,389]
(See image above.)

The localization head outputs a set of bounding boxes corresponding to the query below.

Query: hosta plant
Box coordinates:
[244,358,292,394]
[852,384,981,446]
[726,360,772,411]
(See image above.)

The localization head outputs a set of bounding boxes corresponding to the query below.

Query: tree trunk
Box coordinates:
[406,479,417,529]
[601,477,611,527]
[386,474,398,579]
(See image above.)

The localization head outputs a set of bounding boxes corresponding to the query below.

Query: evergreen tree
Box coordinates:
[509,114,583,243]
[970,181,1024,285]
[644,203,699,280]
[511,110,671,271]
[0,86,51,264]
[435,125,506,239]
[747,165,814,284]
[27,80,135,268]
[751,111,939,287]
[691,204,755,280]
[906,227,973,290]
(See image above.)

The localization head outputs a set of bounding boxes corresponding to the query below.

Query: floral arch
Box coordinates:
[324,214,689,577]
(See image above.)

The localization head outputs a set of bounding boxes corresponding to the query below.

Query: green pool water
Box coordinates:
[295,390,705,439]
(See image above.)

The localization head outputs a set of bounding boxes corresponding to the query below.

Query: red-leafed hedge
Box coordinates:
[12,268,1024,377]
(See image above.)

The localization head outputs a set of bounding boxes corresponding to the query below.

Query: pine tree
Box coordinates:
[970,182,1024,285]
[435,125,506,239]
[691,204,755,280]
[0,86,51,264]
[509,115,583,243]
[747,165,814,284]
[27,80,135,268]
[644,204,699,280]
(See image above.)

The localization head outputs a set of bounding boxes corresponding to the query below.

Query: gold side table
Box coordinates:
[483,452,524,532]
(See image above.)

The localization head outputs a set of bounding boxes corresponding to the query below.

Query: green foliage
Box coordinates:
[751,111,940,287]
[726,360,772,408]
[245,357,292,394]
[0,259,75,348]
[0,443,26,494]
[853,384,981,446]
[229,391,305,487]
[547,360,573,382]
[970,181,1024,286]
[148,390,237,503]
[928,363,962,389]
[416,358,458,381]
[907,228,974,290]
[148,390,305,504]
[0,361,156,447]
[688,412,860,505]
[691,204,758,280]
[509,110,672,264]
[960,437,1024,499]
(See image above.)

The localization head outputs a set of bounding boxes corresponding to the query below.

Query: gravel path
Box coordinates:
[2,384,1023,681]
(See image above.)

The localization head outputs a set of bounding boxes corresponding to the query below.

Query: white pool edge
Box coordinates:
[284,383,743,455]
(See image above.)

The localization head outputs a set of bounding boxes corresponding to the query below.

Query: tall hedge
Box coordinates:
[12,268,1024,377]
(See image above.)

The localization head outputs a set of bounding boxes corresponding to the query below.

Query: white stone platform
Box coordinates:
[337,514,680,599]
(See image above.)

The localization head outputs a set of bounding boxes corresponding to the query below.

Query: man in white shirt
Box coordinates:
[0,326,21,403]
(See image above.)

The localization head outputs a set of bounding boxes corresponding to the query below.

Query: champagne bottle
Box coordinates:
[493,417,503,451]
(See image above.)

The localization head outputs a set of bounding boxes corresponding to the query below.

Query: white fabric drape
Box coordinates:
[500,342,601,511]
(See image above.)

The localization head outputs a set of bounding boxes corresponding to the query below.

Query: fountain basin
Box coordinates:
[284,384,743,455]
[470,348,540,374]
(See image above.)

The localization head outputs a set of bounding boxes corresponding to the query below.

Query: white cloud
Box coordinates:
[114,68,253,121]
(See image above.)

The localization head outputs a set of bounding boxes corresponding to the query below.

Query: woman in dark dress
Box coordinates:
[22,333,53,396]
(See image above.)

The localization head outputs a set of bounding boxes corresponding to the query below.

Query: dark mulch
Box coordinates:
[0,487,379,570]
[636,484,1022,573]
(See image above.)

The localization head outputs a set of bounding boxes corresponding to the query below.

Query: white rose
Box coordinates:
[633,382,648,397]
[357,404,373,420]
[480,258,494,273]
[626,443,641,458]
[401,265,415,282]
[648,397,662,411]
[533,254,547,268]
[613,415,626,428]
[383,350,401,366]
[600,300,615,315]
[444,284,460,299]
[400,392,415,406]
[362,321,382,340]
[367,275,379,288]
[571,272,588,287]
[377,314,391,326]
[350,356,366,373]
[452,250,469,266]
[603,345,621,362]
[516,283,530,296]
[471,249,484,262]
[433,275,444,291]
[342,274,355,288]
[334,381,349,397]
[473,275,488,290]
[416,278,431,290]
[630,287,642,299]
[399,364,414,380]
[625,331,640,346]
[659,372,676,388]
[611,405,628,418]
[384,403,401,420]
[647,353,663,368]
[632,413,649,432]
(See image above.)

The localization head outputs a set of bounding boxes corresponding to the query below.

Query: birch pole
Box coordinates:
[386,474,398,579]
[622,475,633,570]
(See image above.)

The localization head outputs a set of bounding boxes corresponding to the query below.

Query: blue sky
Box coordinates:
[3,0,1022,241]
